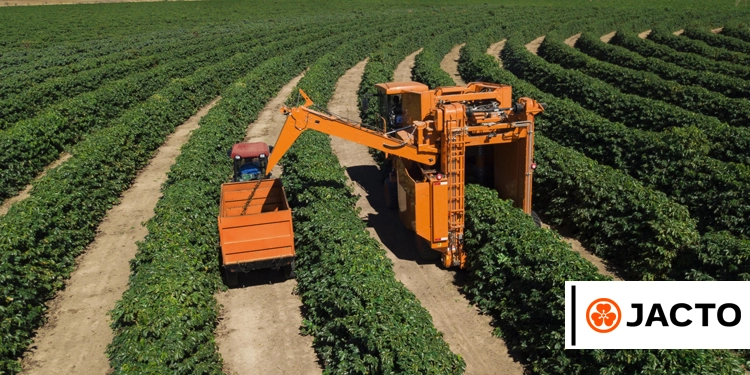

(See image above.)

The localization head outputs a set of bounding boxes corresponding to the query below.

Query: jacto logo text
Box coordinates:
[565,281,750,349]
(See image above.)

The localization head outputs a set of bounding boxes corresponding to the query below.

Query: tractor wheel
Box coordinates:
[223,268,239,287]
[383,177,398,210]
[283,260,296,280]
[532,210,542,228]
[415,234,441,261]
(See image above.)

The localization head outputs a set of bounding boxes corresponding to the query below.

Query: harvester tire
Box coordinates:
[224,268,239,287]
[283,260,296,279]
[532,210,542,228]
[383,177,398,210]
[415,234,441,261]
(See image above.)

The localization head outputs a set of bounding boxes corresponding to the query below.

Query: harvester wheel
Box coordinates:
[383,177,398,210]
[224,268,239,287]
[415,234,441,261]
[283,260,296,279]
[531,210,542,228]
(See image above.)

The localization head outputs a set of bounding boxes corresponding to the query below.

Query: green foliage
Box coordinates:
[0,25,346,202]
[721,25,750,43]
[679,232,750,281]
[537,36,750,128]
[0,27,353,375]
[501,38,750,238]
[464,184,744,374]
[532,136,699,281]
[575,32,750,100]
[615,28,750,80]
[278,20,465,373]
[106,33,343,375]
[682,27,750,55]
[282,132,464,374]
[642,27,750,64]
[0,24,292,128]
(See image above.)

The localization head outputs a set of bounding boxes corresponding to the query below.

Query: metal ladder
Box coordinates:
[444,107,467,268]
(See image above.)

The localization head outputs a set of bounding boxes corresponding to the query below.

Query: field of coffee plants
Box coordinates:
[1,0,749,373]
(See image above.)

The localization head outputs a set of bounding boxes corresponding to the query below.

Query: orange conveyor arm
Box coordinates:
[265,89,438,174]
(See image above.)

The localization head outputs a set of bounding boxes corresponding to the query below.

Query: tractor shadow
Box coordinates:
[345,164,438,266]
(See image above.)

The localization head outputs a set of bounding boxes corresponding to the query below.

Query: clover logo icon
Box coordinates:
[586,298,622,333]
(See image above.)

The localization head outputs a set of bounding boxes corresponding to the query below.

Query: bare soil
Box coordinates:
[638,30,652,39]
[564,33,582,47]
[440,43,466,86]
[214,72,321,375]
[525,36,545,55]
[393,48,421,82]
[600,31,616,43]
[674,29,684,35]
[0,153,71,216]
[486,39,506,66]
[20,96,221,375]
[1,0,194,6]
[327,58,524,375]
[711,27,724,34]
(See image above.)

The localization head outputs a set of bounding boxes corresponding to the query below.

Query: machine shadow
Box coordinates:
[233,268,290,288]
[345,164,438,266]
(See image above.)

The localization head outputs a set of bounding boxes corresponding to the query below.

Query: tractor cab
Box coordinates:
[374,82,429,130]
[229,142,270,182]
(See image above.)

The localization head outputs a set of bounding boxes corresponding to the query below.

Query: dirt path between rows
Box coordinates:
[486,39,505,66]
[393,48,421,82]
[214,72,321,375]
[564,33,581,47]
[0,153,70,216]
[600,31,616,43]
[638,30,652,39]
[328,58,524,375]
[525,36,545,55]
[20,96,221,375]
[483,41,622,281]
[440,43,466,86]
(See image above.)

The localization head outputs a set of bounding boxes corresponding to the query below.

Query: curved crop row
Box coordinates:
[0,28,354,374]
[0,23,357,202]
[643,27,750,65]
[0,27,298,129]
[538,36,750,127]
[279,17,466,373]
[0,25,252,96]
[411,26,475,88]
[503,34,750,166]
[502,38,750,238]
[464,182,744,374]
[106,31,347,374]
[683,27,750,55]
[722,25,750,43]
[616,29,750,80]
[460,32,745,279]
[574,32,750,99]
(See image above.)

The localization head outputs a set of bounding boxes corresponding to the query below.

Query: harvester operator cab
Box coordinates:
[228,142,270,182]
[377,93,405,129]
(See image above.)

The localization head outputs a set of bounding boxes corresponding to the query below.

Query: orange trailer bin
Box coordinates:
[218,178,295,283]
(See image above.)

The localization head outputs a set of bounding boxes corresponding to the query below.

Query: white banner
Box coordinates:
[565,281,750,349]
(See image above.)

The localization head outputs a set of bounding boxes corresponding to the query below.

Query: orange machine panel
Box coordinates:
[218,179,295,265]
[430,179,448,249]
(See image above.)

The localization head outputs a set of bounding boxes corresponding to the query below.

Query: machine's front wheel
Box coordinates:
[415,234,441,261]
